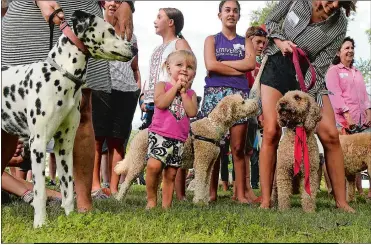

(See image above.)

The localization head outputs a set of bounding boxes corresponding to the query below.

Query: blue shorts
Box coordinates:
[197,86,249,125]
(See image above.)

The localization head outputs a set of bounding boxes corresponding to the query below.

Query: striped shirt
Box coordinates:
[264,0,348,106]
[2,1,134,93]
[109,34,138,92]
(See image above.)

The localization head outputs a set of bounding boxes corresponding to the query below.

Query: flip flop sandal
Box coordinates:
[91,189,110,200]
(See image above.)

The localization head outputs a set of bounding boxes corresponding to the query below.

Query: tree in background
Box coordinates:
[366,29,371,44]
[249,1,277,26]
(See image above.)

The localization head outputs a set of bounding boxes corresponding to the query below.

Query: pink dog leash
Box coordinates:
[48,8,89,55]
[291,46,316,93]
[291,46,316,196]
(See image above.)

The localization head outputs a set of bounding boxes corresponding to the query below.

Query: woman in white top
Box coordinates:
[142,7,192,201]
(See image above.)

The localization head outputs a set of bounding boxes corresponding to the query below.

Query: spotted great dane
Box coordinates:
[1,10,137,228]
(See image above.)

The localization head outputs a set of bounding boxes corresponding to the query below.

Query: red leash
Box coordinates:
[291,46,316,92]
[291,46,316,196]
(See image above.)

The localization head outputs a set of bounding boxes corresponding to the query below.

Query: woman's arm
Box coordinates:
[181,92,198,118]
[131,43,141,89]
[265,1,293,41]
[204,35,244,76]
[154,82,180,110]
[34,1,64,25]
[221,37,256,72]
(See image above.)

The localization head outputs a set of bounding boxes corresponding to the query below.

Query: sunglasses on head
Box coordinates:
[253,28,267,37]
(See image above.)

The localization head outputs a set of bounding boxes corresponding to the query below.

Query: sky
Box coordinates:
[131,1,371,129]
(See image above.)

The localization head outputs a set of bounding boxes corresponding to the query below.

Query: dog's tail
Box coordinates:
[114,159,128,175]
[114,129,149,175]
[248,55,268,116]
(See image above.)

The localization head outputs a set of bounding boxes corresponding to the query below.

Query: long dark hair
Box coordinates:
[332,36,355,67]
[161,8,185,39]
[339,1,357,17]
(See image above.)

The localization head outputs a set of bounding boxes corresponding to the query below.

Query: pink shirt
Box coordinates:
[326,63,371,127]
[149,83,195,142]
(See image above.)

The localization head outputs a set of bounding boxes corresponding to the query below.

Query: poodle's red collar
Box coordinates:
[294,126,311,196]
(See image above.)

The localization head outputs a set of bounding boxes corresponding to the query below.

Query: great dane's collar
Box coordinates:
[46,57,85,92]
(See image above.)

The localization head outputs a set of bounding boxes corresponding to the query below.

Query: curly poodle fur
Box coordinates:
[339,133,371,202]
[273,91,322,212]
[114,94,259,203]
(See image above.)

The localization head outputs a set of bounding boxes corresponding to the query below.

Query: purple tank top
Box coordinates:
[205,32,249,92]
[149,82,195,142]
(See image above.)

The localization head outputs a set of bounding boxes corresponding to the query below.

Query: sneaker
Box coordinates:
[91,188,110,200]
[21,190,34,204]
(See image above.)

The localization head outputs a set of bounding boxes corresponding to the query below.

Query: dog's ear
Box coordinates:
[304,97,322,132]
[71,10,94,36]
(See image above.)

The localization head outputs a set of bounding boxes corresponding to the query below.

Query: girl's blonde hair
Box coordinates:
[162,50,197,81]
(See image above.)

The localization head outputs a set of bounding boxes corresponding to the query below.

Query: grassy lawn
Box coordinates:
[2,185,371,243]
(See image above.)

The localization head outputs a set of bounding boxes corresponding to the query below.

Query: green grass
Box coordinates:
[2,186,371,243]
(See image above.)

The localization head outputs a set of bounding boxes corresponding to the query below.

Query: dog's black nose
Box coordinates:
[131,45,138,56]
[279,101,287,109]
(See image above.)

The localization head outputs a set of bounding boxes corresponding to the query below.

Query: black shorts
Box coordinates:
[245,121,258,153]
[260,52,308,96]
[92,89,140,140]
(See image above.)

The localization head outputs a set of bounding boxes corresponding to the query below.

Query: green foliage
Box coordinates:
[355,58,371,85]
[366,29,371,44]
[2,187,371,243]
[250,1,277,27]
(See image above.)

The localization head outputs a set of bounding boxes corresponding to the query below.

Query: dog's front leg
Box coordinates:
[193,142,219,204]
[30,136,48,228]
[346,175,356,202]
[54,108,80,215]
[276,163,293,211]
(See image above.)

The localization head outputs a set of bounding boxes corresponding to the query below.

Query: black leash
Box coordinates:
[48,8,64,51]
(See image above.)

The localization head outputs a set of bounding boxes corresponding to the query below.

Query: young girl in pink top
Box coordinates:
[146,50,198,209]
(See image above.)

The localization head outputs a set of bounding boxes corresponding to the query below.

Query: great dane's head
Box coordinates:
[71,10,137,62]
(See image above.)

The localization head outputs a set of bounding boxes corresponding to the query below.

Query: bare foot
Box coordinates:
[336,202,356,213]
[259,200,270,209]
[209,196,217,202]
[236,196,252,204]
[146,200,157,209]
[253,196,262,204]
[177,196,187,201]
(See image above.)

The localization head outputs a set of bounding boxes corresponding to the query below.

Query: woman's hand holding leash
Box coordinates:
[35,1,64,25]
[274,39,297,56]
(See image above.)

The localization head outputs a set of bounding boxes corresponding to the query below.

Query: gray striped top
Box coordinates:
[2,1,111,92]
[264,0,348,106]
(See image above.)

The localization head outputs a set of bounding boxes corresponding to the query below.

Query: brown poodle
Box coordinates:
[274,91,322,212]
[114,94,259,203]
[339,133,371,202]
